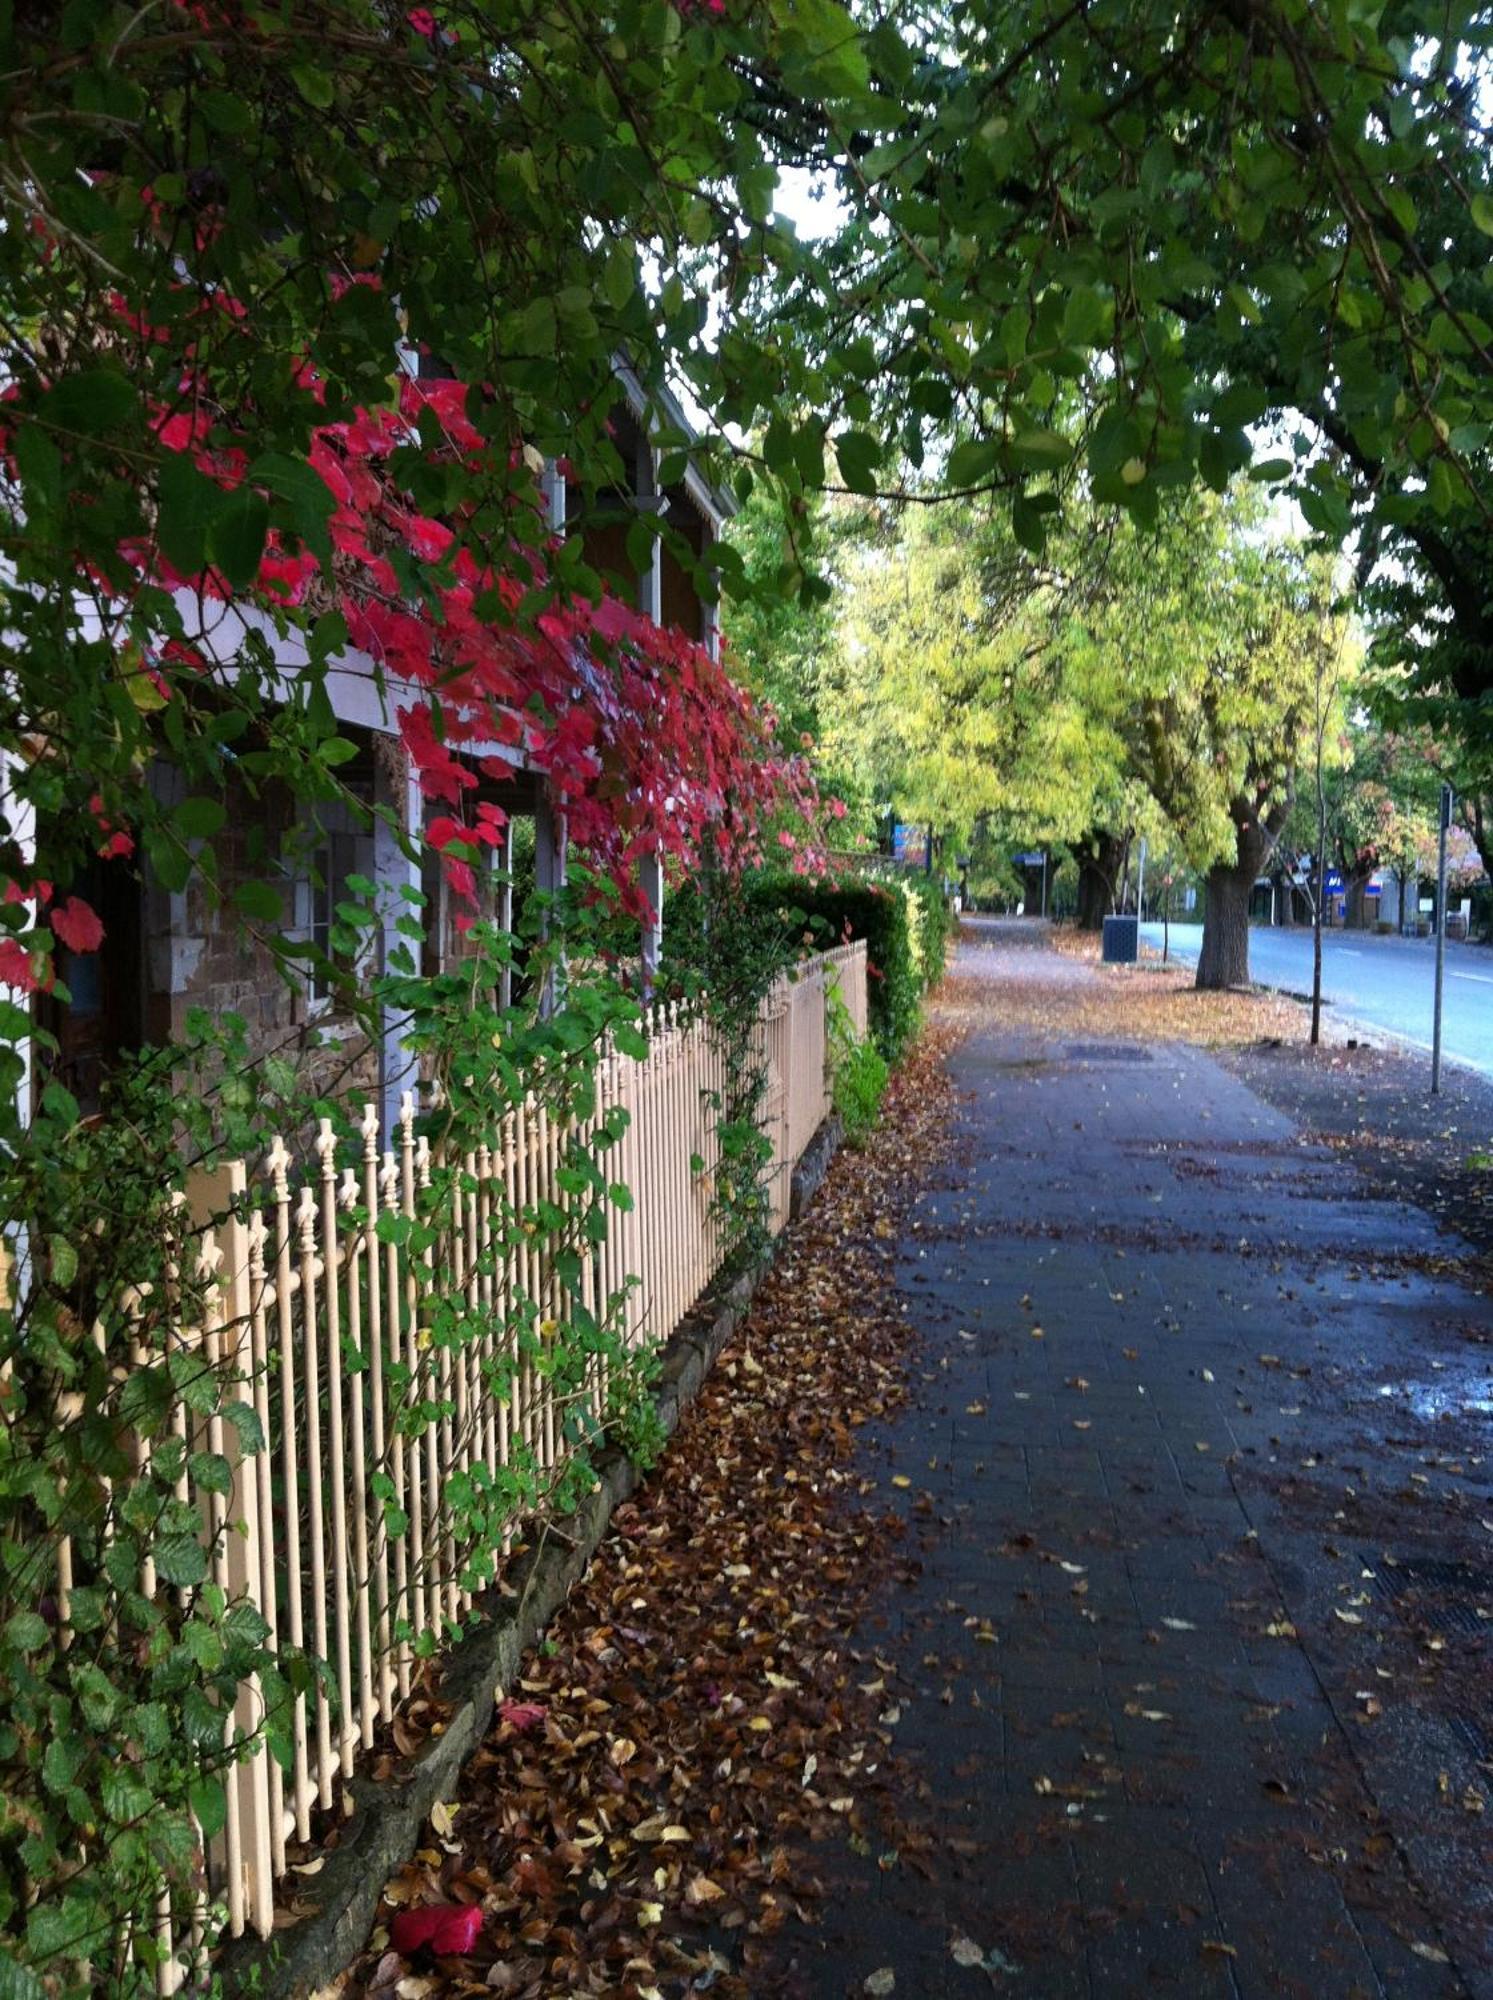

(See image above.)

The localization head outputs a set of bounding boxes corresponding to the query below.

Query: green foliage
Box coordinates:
[7,0,1493,899]
[0,889,675,1991]
[658,861,797,1275]
[819,500,1116,849]
[821,487,1341,870]
[777,878,916,1057]
[904,877,958,987]
[775,0,1493,751]
[818,484,1353,978]
[604,1342,668,1474]
[732,874,947,1059]
[8,0,1493,1973]
[828,993,889,1146]
[720,480,836,750]
[1,1161,278,1980]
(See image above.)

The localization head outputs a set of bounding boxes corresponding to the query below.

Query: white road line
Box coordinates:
[1450,970,1493,985]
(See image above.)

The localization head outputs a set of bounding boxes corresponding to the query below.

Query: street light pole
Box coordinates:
[1432,782,1452,1095]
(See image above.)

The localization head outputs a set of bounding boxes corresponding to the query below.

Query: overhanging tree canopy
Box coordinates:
[8,0,1493,938]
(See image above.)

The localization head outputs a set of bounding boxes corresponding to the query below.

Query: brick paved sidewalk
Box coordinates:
[770,922,1493,2000]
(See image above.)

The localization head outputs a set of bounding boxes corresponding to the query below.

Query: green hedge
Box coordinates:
[904,874,958,987]
[743,874,952,1057]
[755,878,914,1054]
[661,871,954,1057]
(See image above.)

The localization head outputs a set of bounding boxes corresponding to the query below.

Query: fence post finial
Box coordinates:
[195,1233,224,1289]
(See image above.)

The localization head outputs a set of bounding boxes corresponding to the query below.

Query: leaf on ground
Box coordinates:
[496,1698,546,1732]
[332,1025,973,1996]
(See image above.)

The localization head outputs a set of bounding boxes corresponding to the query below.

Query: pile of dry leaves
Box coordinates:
[1012,926,1311,1046]
[327,1022,961,2000]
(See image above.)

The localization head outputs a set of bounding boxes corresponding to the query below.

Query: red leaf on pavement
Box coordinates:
[387,1903,483,1956]
[497,1698,546,1733]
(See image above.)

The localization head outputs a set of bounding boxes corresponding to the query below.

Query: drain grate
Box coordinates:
[1364,1554,1493,1767]
[1365,1553,1493,1640]
[1446,1712,1493,1764]
[1063,1042,1153,1064]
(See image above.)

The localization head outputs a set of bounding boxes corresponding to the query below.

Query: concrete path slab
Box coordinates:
[769,923,1492,2000]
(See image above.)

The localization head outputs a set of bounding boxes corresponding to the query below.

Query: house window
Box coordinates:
[288,803,375,1013]
[305,830,344,1005]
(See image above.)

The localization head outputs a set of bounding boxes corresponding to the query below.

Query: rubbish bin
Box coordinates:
[1446,912,1469,941]
[1102,915,1139,964]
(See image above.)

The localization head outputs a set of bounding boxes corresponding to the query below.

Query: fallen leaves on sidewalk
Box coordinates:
[337,1020,962,1999]
[955,925,1311,1048]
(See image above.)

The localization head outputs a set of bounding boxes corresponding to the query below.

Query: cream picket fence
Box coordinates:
[56,941,865,1987]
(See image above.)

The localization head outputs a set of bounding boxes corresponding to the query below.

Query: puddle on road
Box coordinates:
[1375,1373,1493,1420]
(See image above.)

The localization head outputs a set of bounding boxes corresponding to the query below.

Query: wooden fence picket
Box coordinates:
[47,943,866,1984]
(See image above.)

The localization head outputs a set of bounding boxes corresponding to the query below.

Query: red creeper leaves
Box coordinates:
[50,899,105,955]
[2,346,832,989]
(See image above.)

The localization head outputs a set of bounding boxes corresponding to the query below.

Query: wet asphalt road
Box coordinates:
[1141,923,1493,1079]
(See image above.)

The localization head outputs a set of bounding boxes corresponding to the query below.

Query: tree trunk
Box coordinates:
[1464,793,1493,884]
[1196,821,1268,990]
[1074,860,1107,930]
[1344,873,1370,931]
[1072,833,1124,931]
